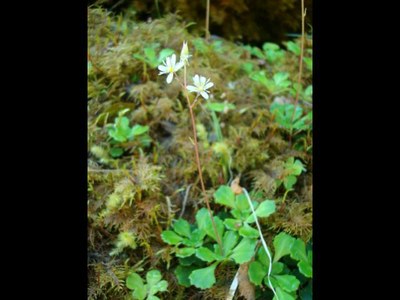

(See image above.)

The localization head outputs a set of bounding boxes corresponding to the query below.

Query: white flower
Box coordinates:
[187,75,214,100]
[180,41,191,65]
[158,54,184,84]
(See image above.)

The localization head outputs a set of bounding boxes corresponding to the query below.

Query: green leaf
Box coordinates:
[130,124,149,137]
[307,249,312,262]
[273,72,291,88]
[108,116,133,142]
[241,62,254,74]
[110,147,124,158]
[286,159,305,176]
[235,194,250,211]
[272,275,300,292]
[290,238,308,262]
[214,185,235,208]
[148,280,168,296]
[161,230,183,245]
[212,40,224,53]
[146,270,162,286]
[248,261,267,286]
[118,116,130,128]
[222,231,239,256]
[144,47,156,58]
[263,42,280,51]
[230,209,243,220]
[250,71,269,86]
[273,232,296,262]
[299,280,312,300]
[210,217,225,243]
[175,265,197,287]
[126,272,144,291]
[196,247,220,262]
[223,218,242,231]
[303,57,312,71]
[193,37,208,53]
[196,208,224,243]
[144,47,157,66]
[298,260,312,278]
[154,280,168,292]
[191,229,206,245]
[195,208,210,230]
[178,255,201,266]
[272,287,296,300]
[283,175,297,190]
[286,41,301,56]
[132,286,147,300]
[147,296,160,300]
[230,238,257,264]
[256,247,284,276]
[251,47,265,59]
[255,200,276,217]
[189,263,218,289]
[246,200,276,223]
[206,102,236,112]
[158,48,174,63]
[270,103,304,130]
[173,219,191,238]
[305,85,312,96]
[239,223,259,238]
[133,53,145,61]
[146,270,167,296]
[176,247,196,258]
[272,262,284,275]
[183,228,206,247]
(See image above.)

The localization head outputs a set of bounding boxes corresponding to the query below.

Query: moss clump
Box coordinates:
[88,5,312,299]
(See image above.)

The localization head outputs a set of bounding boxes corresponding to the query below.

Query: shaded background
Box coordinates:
[89,0,312,45]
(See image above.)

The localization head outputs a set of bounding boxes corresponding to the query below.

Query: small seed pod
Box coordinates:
[231,176,243,195]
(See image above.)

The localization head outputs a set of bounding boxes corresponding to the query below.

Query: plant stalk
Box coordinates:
[205,0,210,40]
[183,65,223,253]
[290,0,306,140]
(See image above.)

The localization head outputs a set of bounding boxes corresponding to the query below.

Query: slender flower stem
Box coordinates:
[243,188,278,300]
[183,64,223,253]
[205,0,210,40]
[190,97,201,109]
[290,0,307,133]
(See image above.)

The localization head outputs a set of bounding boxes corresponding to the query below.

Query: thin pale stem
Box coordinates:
[190,96,201,109]
[243,188,278,300]
[290,0,306,140]
[293,2,306,115]
[205,0,210,40]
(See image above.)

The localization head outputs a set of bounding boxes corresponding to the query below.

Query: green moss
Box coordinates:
[88,5,312,299]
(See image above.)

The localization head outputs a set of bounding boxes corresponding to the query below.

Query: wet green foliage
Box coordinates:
[88,5,312,299]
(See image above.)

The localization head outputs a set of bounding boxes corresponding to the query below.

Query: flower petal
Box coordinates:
[175,61,184,71]
[158,65,168,72]
[171,54,176,66]
[200,76,206,85]
[166,73,174,84]
[204,82,214,89]
[186,85,198,93]
[193,74,200,86]
[200,91,209,99]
